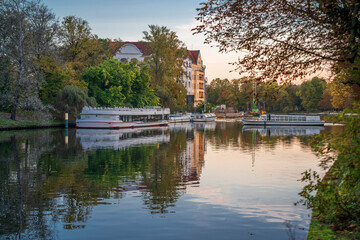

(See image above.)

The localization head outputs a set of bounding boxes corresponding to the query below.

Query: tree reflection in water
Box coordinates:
[0,126,208,237]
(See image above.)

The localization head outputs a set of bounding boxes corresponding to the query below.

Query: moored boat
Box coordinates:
[76,106,170,129]
[169,113,191,123]
[190,113,216,122]
[242,114,324,126]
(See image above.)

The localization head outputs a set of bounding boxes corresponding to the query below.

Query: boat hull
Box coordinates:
[191,118,216,122]
[169,116,191,123]
[190,113,216,122]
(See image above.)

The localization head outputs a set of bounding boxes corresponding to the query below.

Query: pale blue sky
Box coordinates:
[42,0,240,81]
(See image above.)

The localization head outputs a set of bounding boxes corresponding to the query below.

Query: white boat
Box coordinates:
[190,113,216,122]
[169,113,191,123]
[76,106,170,129]
[242,114,324,126]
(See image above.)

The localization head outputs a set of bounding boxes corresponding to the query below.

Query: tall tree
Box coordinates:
[193,1,360,84]
[0,0,57,120]
[297,77,327,112]
[58,16,113,77]
[143,25,187,110]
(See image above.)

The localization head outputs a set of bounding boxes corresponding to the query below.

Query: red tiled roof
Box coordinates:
[110,41,152,56]
[187,50,200,64]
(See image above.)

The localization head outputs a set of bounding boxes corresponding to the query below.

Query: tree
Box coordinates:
[193,1,360,84]
[0,0,57,120]
[38,56,88,104]
[329,59,360,109]
[58,16,113,77]
[318,90,333,110]
[82,59,158,107]
[297,77,327,112]
[143,25,187,110]
[206,78,231,106]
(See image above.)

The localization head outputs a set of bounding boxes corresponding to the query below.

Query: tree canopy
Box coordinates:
[82,59,158,107]
[193,1,360,84]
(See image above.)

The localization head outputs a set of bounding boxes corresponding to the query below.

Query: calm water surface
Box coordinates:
[0,122,341,239]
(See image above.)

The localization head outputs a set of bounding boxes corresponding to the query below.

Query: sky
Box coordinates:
[42,0,241,82]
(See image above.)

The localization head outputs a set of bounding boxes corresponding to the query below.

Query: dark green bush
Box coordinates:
[53,85,96,123]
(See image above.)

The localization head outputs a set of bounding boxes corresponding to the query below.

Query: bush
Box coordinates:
[53,86,96,123]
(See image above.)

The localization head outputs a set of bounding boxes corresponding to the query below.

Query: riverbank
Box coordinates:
[305,108,360,240]
[0,112,63,130]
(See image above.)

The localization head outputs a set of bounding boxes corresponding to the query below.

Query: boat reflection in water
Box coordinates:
[76,126,169,150]
[169,121,216,132]
[242,125,324,137]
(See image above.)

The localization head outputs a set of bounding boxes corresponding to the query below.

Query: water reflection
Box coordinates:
[242,125,324,136]
[0,123,337,239]
[77,127,170,150]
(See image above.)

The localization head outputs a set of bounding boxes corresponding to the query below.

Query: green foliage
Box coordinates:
[307,212,352,240]
[38,56,88,104]
[206,78,302,113]
[82,59,158,107]
[297,77,327,112]
[206,78,232,105]
[299,104,360,237]
[53,85,96,123]
[194,101,213,113]
[143,25,187,111]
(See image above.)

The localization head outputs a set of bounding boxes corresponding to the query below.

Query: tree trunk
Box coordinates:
[11,64,22,121]
[11,10,24,121]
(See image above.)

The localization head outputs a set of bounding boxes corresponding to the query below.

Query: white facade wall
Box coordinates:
[182,57,193,95]
[113,43,145,62]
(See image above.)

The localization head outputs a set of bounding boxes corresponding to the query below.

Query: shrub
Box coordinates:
[53,86,96,123]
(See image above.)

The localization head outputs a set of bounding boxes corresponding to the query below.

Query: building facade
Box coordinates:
[188,50,206,105]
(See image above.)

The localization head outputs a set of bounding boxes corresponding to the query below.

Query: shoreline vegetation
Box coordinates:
[302,107,360,240]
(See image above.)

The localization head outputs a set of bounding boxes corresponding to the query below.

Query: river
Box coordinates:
[0,122,343,240]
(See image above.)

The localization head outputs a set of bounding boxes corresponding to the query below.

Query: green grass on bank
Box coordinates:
[0,112,63,129]
[0,118,63,128]
[308,212,352,240]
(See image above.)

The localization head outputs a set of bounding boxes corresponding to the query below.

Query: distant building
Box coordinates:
[111,42,151,62]
[188,50,206,106]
